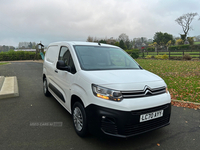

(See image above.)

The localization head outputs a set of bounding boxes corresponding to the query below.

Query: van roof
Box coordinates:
[48,41,118,48]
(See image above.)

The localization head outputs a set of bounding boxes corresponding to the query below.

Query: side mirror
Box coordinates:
[56,60,71,72]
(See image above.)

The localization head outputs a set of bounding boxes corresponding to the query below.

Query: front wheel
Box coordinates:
[43,78,51,97]
[72,102,88,137]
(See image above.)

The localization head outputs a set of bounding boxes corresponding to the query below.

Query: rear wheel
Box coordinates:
[72,102,88,137]
[43,78,51,97]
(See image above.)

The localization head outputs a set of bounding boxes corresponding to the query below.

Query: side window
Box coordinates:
[59,47,70,65]
[58,46,76,74]
[46,46,58,63]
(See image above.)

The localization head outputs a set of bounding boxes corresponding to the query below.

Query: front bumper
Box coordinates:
[85,103,171,138]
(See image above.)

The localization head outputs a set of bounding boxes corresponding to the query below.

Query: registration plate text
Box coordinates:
[140,110,163,122]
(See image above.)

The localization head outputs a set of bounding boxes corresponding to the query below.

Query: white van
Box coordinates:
[43,41,171,138]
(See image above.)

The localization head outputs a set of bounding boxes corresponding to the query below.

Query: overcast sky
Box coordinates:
[0,0,200,47]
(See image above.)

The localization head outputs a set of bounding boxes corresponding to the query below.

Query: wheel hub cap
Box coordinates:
[73,107,83,131]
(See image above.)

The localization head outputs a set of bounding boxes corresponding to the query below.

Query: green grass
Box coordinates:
[0,63,8,65]
[194,42,200,45]
[135,59,200,103]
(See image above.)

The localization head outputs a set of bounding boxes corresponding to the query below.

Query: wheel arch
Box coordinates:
[43,74,46,81]
[71,95,84,112]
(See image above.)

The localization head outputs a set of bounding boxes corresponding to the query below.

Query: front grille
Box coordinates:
[124,116,170,136]
[101,118,118,135]
[122,86,166,98]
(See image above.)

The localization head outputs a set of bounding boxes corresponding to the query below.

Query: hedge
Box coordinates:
[168,45,200,51]
[125,50,133,54]
[0,51,42,61]
[131,49,139,59]
[125,49,139,59]
[147,47,155,52]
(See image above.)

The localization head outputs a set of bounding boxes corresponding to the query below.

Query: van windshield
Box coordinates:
[74,45,141,70]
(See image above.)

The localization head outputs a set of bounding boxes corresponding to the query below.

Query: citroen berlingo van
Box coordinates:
[43,41,171,138]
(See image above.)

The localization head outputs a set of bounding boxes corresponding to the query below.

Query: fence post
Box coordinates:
[169,50,170,59]
[157,50,158,55]
[142,50,144,58]
[183,49,184,56]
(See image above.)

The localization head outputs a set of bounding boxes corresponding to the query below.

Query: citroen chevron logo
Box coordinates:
[144,85,152,95]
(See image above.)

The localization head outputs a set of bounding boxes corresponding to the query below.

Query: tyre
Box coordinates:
[43,78,51,97]
[72,102,88,137]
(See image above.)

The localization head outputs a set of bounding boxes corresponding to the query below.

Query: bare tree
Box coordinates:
[86,36,93,42]
[118,33,129,43]
[175,12,198,41]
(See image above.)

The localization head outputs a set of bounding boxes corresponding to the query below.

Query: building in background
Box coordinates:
[18,42,36,49]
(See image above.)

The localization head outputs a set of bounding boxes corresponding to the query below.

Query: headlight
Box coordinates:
[166,87,168,93]
[92,84,123,102]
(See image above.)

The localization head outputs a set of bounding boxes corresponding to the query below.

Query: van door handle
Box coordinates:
[55,70,58,73]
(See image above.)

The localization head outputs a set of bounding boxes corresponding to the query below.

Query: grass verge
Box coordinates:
[135,59,200,103]
[0,63,8,65]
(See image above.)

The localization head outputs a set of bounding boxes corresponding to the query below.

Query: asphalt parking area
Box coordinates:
[0,62,200,150]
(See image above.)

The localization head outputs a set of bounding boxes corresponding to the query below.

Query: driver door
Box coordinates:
[53,46,76,111]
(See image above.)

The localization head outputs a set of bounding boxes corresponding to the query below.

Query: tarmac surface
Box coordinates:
[0,62,200,150]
